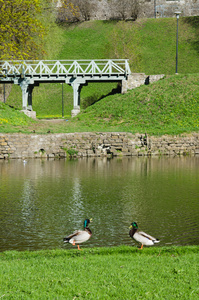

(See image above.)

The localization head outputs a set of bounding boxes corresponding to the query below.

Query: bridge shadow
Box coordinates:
[182,16,199,54]
[82,83,121,109]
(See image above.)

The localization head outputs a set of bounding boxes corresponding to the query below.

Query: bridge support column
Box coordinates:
[18,79,37,119]
[69,79,86,117]
[71,82,80,117]
[20,80,29,110]
[19,80,35,111]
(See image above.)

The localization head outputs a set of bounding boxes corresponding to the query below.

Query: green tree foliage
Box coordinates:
[0,0,46,60]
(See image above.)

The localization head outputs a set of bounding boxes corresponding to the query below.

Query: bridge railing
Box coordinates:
[0,59,131,77]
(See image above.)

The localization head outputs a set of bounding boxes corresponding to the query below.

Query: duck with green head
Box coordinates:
[129,221,160,249]
[63,219,92,250]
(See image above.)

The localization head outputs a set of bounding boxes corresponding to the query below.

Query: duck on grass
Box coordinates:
[63,219,92,250]
[63,219,160,250]
[129,221,160,249]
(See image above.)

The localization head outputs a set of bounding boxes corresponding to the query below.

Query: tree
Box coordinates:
[115,0,130,20]
[109,0,140,20]
[0,0,46,60]
[75,0,95,21]
[130,0,140,20]
[56,0,80,23]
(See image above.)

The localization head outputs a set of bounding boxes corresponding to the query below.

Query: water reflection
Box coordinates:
[0,156,199,251]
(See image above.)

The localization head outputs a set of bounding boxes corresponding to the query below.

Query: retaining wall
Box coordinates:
[77,0,199,20]
[122,74,165,93]
[0,132,199,159]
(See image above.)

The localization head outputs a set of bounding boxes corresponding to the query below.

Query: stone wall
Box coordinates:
[122,73,165,93]
[88,0,199,20]
[0,132,199,159]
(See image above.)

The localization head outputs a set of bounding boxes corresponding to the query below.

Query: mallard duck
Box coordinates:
[63,219,92,250]
[129,221,160,249]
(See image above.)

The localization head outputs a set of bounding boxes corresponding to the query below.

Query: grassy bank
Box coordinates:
[5,16,199,119]
[0,246,198,299]
[70,73,199,135]
[1,73,199,135]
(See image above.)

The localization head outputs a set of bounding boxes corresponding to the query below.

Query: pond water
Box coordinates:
[0,156,199,251]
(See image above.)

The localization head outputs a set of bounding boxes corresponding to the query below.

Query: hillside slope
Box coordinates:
[1,73,199,135]
[70,73,199,135]
[5,17,199,119]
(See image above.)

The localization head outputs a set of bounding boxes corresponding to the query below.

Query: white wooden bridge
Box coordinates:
[0,59,131,117]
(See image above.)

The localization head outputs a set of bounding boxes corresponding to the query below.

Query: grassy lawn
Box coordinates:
[0,246,198,299]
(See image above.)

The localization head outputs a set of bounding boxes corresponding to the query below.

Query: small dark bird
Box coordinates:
[63,219,92,250]
[129,221,160,249]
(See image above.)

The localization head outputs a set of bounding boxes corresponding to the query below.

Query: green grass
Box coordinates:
[140,17,199,75]
[57,18,199,75]
[0,246,198,299]
[1,73,199,135]
[0,102,35,133]
[58,21,117,60]
[72,73,199,135]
